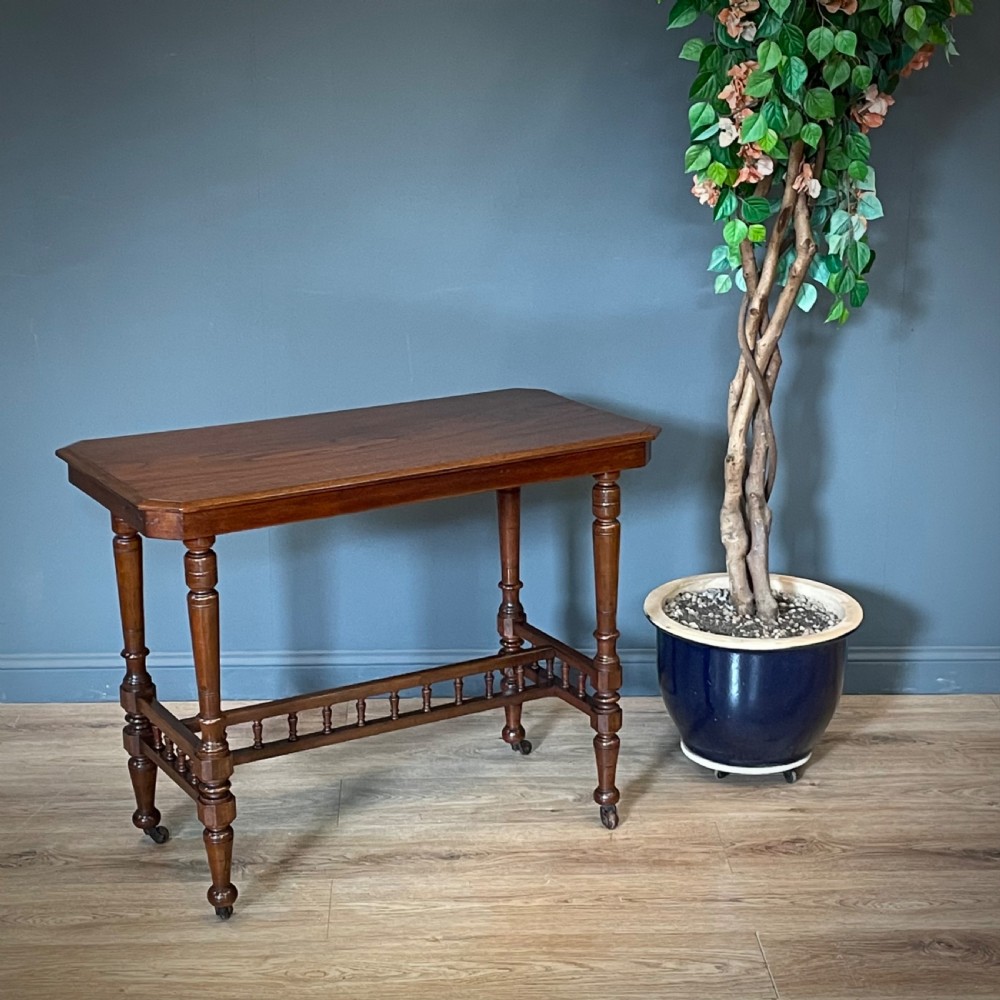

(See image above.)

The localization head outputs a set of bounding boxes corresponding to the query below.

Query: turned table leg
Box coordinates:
[184,538,238,919]
[591,473,623,830]
[497,487,531,756]
[112,517,169,845]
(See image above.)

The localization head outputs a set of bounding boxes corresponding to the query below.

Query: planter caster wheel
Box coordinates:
[715,770,729,780]
[784,769,799,784]
[511,740,532,756]
[215,906,234,920]
[599,805,619,830]
[144,826,170,845]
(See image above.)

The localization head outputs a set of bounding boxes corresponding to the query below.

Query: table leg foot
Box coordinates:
[144,825,170,845]
[203,825,238,914]
[593,730,622,819]
[215,906,234,920]
[600,804,619,830]
[501,704,527,753]
[509,738,533,755]
[127,750,163,835]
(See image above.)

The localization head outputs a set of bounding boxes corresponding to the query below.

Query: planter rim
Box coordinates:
[644,572,863,652]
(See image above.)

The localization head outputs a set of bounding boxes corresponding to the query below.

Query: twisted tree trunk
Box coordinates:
[720,141,817,622]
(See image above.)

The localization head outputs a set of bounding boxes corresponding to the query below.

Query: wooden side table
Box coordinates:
[57,389,659,918]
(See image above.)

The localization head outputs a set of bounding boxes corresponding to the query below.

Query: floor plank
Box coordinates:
[0,936,778,1000]
[1,695,998,999]
[759,931,1000,1000]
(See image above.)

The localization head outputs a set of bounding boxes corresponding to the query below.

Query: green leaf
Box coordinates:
[768,0,792,16]
[762,99,788,132]
[723,219,750,247]
[825,298,848,324]
[846,132,871,162]
[904,4,926,31]
[769,136,790,160]
[745,70,775,99]
[796,282,818,313]
[808,256,831,286]
[850,280,871,308]
[689,72,718,101]
[857,193,884,220]
[807,26,835,61]
[666,0,699,29]
[804,87,835,121]
[854,164,877,191]
[852,65,874,91]
[834,30,858,57]
[741,196,772,223]
[706,160,729,186]
[778,22,806,57]
[684,144,712,173]
[780,55,808,97]
[708,245,732,273]
[800,122,823,148]
[679,38,706,62]
[757,39,783,73]
[715,273,733,294]
[837,269,858,294]
[689,102,717,135]
[740,112,769,145]
[848,159,869,181]
[714,188,738,221]
[782,108,804,139]
[758,128,778,153]
[848,240,872,274]
[748,224,767,243]
[823,57,851,92]
[826,146,850,171]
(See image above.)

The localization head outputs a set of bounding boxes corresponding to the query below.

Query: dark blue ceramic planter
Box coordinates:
[645,574,863,775]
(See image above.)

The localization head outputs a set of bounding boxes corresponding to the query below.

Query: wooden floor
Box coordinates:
[1,695,998,999]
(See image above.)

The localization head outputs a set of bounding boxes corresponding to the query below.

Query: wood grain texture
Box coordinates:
[1,695,998,999]
[758,931,1000,999]
[55,389,659,537]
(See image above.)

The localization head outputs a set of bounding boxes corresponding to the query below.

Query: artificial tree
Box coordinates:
[663,0,971,623]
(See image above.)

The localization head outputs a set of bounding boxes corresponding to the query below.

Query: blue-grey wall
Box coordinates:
[1,0,997,701]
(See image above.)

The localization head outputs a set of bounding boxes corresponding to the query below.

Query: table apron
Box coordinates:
[113,442,651,539]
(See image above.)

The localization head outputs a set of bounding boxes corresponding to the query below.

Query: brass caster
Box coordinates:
[511,740,533,756]
[215,906,234,920]
[599,804,619,830]
[144,826,170,845]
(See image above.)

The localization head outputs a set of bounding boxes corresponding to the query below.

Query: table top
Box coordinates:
[57,389,660,538]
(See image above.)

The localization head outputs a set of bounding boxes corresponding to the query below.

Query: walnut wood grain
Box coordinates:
[111,520,161,836]
[56,389,658,538]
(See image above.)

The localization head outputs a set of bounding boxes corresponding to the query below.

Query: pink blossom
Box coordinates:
[851,84,895,133]
[792,162,822,200]
[718,117,739,148]
[718,1,760,41]
[691,175,721,207]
